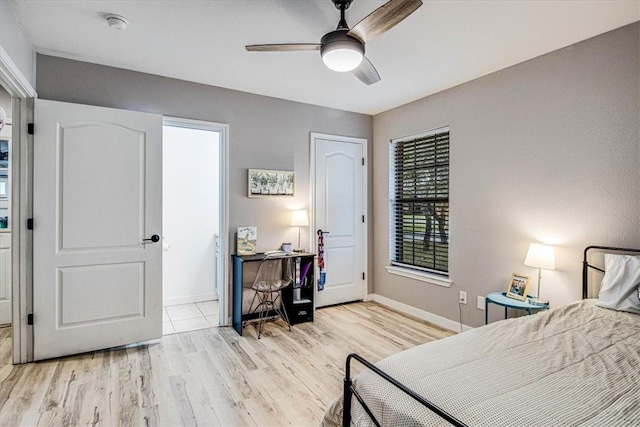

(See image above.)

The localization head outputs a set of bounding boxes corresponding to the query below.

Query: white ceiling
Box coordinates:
[8,0,640,115]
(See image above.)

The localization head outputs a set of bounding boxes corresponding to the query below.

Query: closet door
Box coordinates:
[313,134,366,308]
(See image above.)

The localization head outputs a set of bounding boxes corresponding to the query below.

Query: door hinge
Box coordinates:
[362,215,365,223]
[27,218,34,230]
[27,313,33,325]
[362,157,365,166]
[362,272,365,280]
[27,123,34,135]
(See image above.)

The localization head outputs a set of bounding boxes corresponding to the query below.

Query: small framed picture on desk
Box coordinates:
[506,273,530,301]
[237,226,257,255]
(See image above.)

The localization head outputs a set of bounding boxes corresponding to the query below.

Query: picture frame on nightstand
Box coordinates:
[506,273,530,301]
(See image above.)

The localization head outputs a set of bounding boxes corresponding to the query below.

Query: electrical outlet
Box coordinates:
[477,296,486,310]
[459,291,467,304]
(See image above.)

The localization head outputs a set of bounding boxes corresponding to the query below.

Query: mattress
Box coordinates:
[321,299,640,426]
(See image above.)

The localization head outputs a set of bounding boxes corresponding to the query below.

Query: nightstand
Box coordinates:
[485,292,549,325]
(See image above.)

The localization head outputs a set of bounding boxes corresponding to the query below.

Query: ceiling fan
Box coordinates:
[245,0,423,85]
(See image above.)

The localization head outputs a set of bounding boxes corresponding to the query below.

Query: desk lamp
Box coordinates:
[291,210,309,252]
[524,242,555,306]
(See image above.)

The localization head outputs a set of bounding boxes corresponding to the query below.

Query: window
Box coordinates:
[390,127,449,275]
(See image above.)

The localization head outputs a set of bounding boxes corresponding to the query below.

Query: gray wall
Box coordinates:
[372,22,640,327]
[35,54,374,300]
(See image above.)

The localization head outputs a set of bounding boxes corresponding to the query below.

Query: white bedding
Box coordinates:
[321,300,640,426]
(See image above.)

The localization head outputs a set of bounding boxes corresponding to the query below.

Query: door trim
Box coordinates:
[309,132,368,305]
[0,46,37,363]
[0,46,37,99]
[163,117,230,326]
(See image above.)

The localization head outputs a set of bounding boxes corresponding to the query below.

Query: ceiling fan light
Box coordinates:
[320,30,365,72]
[322,46,363,72]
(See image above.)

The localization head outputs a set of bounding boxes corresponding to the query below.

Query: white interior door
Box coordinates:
[313,134,366,308]
[33,99,163,360]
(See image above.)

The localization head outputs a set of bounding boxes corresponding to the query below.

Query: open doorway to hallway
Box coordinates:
[162,120,224,335]
[0,86,12,327]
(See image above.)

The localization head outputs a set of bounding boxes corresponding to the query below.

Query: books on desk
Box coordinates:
[263,250,290,256]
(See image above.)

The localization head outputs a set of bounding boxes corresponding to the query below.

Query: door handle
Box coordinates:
[142,234,160,243]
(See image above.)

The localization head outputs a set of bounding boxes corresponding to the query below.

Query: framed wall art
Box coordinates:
[248,169,294,198]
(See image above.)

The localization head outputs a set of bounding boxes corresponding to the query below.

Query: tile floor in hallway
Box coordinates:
[163,300,219,335]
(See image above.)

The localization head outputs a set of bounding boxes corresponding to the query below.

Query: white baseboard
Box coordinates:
[368,293,473,333]
[164,292,218,307]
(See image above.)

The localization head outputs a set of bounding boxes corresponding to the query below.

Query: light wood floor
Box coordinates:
[0,302,455,426]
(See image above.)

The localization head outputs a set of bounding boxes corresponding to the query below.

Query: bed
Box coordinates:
[321,246,640,426]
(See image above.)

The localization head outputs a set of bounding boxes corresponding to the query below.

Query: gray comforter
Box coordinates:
[322,300,640,426]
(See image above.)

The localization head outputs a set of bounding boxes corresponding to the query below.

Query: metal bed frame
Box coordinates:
[582,245,640,298]
[341,245,640,427]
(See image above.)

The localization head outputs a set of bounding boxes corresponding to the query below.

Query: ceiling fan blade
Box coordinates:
[347,0,422,43]
[353,56,381,85]
[245,44,321,52]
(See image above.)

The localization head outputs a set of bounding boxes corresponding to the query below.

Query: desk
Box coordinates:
[485,292,549,325]
[232,252,315,336]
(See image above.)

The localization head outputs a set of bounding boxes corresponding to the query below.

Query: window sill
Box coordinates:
[385,266,452,288]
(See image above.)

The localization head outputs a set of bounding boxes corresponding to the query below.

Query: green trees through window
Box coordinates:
[390,128,449,274]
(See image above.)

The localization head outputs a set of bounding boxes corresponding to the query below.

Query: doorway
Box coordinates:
[311,133,367,308]
[162,118,225,334]
[0,86,12,326]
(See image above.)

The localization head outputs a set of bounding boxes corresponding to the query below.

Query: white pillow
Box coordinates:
[597,254,640,314]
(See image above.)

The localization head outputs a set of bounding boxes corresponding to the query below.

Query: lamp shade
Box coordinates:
[291,210,309,227]
[524,243,555,270]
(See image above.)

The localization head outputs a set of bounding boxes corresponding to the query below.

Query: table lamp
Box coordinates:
[291,209,309,252]
[524,242,555,306]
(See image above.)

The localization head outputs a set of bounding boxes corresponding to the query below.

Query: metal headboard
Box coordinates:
[582,245,640,299]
